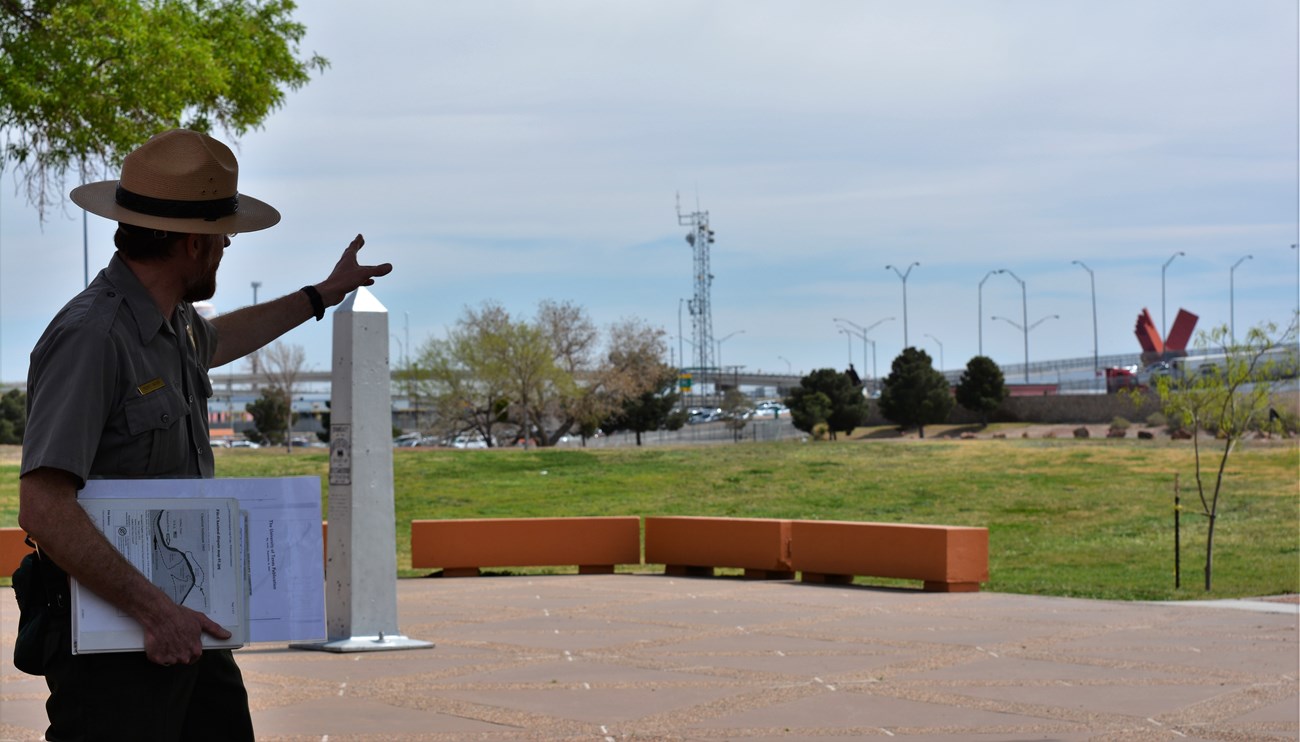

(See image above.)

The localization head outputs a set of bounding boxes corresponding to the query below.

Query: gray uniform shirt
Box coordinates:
[22,253,217,485]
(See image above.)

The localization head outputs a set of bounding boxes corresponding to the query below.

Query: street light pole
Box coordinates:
[777,355,792,374]
[716,330,745,389]
[998,269,1029,382]
[249,281,263,387]
[978,270,1001,357]
[1230,255,1252,344]
[833,319,866,374]
[885,262,920,348]
[992,314,1059,383]
[1072,260,1098,385]
[838,327,853,367]
[923,333,944,371]
[1162,251,1185,343]
[677,298,685,373]
[867,340,877,387]
[835,317,894,382]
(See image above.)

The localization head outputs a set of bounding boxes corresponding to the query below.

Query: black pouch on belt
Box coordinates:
[11,537,66,676]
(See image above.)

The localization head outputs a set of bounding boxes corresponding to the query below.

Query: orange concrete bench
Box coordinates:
[644,516,793,579]
[1,527,32,578]
[790,520,988,592]
[411,517,641,577]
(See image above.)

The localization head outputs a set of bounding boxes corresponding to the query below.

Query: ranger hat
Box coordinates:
[70,129,280,234]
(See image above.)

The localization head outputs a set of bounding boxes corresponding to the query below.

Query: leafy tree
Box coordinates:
[721,388,750,441]
[416,302,514,446]
[416,301,672,447]
[787,390,832,436]
[1,0,327,220]
[878,347,953,438]
[784,368,866,440]
[496,317,563,449]
[315,400,330,444]
[529,300,598,445]
[531,310,674,446]
[0,388,26,444]
[245,386,292,445]
[259,340,306,452]
[1156,320,1297,591]
[955,355,1007,426]
[602,366,680,446]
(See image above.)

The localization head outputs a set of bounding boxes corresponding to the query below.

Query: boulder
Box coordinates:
[1073,427,1090,438]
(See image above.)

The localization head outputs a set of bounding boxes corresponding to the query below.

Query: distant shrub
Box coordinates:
[1145,411,1167,428]
[1254,405,1299,435]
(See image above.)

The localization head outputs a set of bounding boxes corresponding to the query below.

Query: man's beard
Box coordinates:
[183,243,220,302]
[183,266,218,303]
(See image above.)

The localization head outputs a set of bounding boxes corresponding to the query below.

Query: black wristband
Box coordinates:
[301,285,325,321]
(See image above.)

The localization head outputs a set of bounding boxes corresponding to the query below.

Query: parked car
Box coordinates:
[687,408,722,424]
[393,432,422,447]
[451,435,489,449]
[230,440,260,449]
[752,401,788,417]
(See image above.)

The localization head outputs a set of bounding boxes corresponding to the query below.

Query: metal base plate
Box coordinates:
[290,635,435,653]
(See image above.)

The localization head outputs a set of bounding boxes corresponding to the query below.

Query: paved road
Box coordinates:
[3,576,1297,740]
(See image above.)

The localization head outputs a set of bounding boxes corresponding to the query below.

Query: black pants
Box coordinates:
[43,637,254,742]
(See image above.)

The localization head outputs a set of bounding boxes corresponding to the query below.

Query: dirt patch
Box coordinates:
[0,445,20,466]
[853,424,1174,441]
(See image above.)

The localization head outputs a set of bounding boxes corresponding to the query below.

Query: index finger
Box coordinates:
[199,614,233,641]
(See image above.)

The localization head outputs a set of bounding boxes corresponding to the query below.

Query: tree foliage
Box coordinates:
[590,316,677,443]
[258,340,306,452]
[245,385,292,445]
[721,388,749,441]
[878,347,953,438]
[416,302,514,446]
[413,301,672,446]
[955,355,1007,425]
[784,368,866,440]
[1156,320,1298,591]
[0,0,327,219]
[0,388,25,444]
[601,365,680,446]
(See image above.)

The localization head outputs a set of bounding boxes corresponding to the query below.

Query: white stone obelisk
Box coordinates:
[294,287,432,653]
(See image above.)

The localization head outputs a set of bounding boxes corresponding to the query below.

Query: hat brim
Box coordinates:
[71,180,281,234]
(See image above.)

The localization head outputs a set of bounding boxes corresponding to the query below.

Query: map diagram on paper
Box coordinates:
[148,509,211,612]
[72,497,245,654]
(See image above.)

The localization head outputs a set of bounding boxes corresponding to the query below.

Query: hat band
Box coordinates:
[115,185,239,222]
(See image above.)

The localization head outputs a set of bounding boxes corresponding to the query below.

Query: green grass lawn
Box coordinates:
[2,437,1296,601]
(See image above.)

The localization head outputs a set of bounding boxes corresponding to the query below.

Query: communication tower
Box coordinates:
[677,196,716,388]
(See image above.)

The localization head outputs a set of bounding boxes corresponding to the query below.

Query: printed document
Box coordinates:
[72,498,246,654]
[80,477,327,643]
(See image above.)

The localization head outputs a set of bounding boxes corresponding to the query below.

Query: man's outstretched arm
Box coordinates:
[210,234,393,367]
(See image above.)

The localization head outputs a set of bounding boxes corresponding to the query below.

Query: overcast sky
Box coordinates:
[2,0,1297,386]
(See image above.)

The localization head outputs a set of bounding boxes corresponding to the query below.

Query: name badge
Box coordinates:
[137,378,165,396]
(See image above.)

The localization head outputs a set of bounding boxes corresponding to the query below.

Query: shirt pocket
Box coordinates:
[122,386,190,475]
